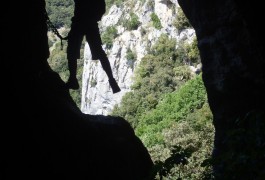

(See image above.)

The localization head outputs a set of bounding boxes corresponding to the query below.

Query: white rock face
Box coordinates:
[81,0,195,115]
[101,6,123,29]
[154,0,174,30]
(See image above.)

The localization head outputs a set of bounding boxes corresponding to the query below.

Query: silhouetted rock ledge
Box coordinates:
[2,68,153,180]
[1,1,153,179]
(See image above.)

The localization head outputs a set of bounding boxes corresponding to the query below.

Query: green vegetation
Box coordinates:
[151,13,162,30]
[101,26,118,49]
[140,27,147,36]
[48,37,84,108]
[149,101,214,179]
[122,12,141,31]
[121,75,213,180]
[45,0,74,28]
[173,6,192,31]
[112,34,201,127]
[176,37,200,65]
[146,0,155,11]
[113,74,213,179]
[185,38,200,64]
[105,0,123,12]
[46,2,214,178]
[45,0,85,107]
[90,77,97,87]
[112,34,182,127]
[136,75,208,146]
[126,48,137,69]
[111,33,213,179]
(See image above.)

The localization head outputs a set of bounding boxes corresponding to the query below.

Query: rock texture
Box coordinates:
[2,1,153,179]
[81,1,195,115]
[179,0,265,178]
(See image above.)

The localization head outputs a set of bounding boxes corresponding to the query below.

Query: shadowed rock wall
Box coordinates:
[179,0,265,178]
[1,1,153,179]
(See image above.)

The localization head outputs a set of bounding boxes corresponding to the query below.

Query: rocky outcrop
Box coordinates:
[178,0,265,178]
[81,1,195,115]
[2,1,153,179]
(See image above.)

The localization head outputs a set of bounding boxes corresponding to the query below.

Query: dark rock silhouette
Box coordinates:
[2,0,152,179]
[4,0,265,179]
[179,0,265,178]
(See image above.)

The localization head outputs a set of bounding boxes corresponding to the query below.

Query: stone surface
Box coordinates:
[81,1,195,115]
[2,1,154,179]
[179,0,265,178]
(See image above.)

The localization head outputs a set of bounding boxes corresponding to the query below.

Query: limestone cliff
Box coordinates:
[81,0,195,115]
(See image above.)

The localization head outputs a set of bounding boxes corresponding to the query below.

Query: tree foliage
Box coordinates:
[111,33,214,179]
[173,6,192,31]
[122,12,141,31]
[139,76,214,179]
[45,0,74,28]
[111,34,200,127]
[112,34,186,127]
[101,26,118,49]
[136,75,207,146]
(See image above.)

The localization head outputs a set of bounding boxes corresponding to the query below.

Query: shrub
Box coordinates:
[185,38,200,64]
[136,75,208,145]
[126,48,137,69]
[123,13,141,31]
[101,26,118,49]
[140,27,147,36]
[151,13,162,30]
[90,78,97,87]
[173,7,192,31]
[105,0,123,12]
